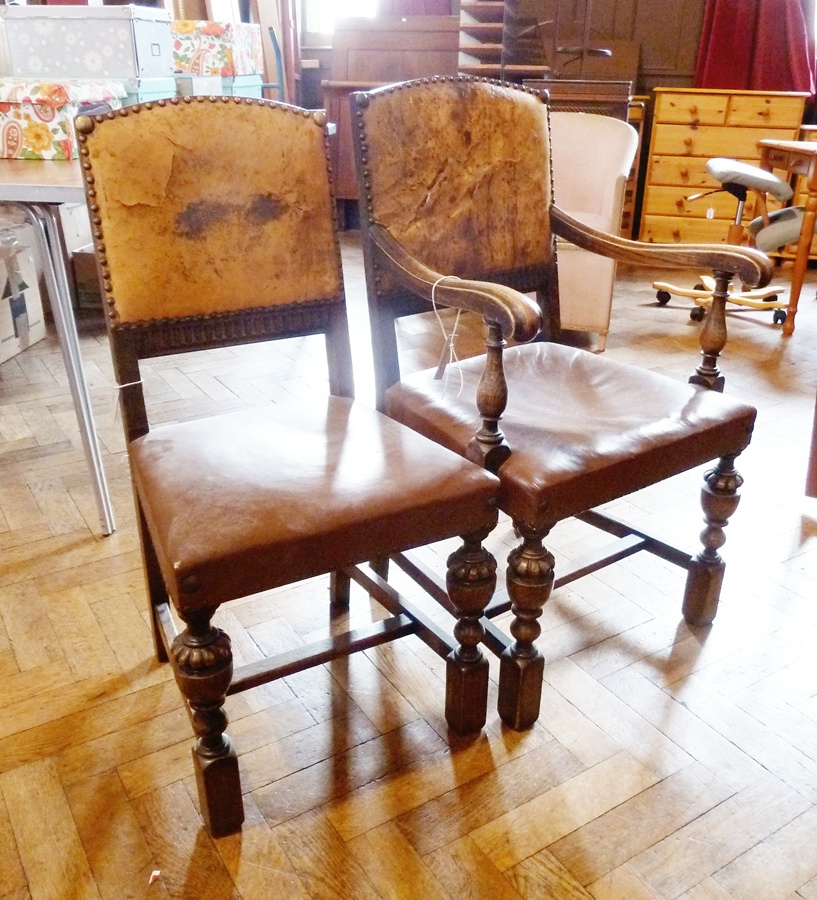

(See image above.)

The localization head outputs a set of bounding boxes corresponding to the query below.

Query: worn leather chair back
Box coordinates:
[358,77,555,291]
[86,100,342,322]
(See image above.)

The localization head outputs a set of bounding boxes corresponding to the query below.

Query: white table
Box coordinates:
[0,159,115,535]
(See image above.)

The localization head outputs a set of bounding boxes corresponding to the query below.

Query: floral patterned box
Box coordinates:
[0,79,125,160]
[171,21,264,78]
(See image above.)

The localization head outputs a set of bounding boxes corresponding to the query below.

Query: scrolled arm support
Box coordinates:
[368,224,542,343]
[550,206,773,290]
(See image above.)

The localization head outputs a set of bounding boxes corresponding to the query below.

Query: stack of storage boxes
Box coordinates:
[171,20,265,98]
[0,5,179,106]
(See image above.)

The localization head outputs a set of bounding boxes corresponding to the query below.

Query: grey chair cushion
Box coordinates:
[707,157,794,203]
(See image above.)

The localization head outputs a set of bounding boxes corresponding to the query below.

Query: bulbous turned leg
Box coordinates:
[499,523,554,730]
[445,529,497,735]
[171,612,244,837]
[683,454,743,627]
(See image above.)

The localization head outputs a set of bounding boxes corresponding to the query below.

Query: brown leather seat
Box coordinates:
[351,76,772,731]
[76,96,501,838]
[388,343,756,527]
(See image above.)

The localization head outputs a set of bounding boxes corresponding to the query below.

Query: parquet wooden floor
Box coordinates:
[0,231,816,899]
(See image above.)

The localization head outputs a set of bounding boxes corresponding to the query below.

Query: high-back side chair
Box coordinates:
[76,96,503,837]
[351,76,773,731]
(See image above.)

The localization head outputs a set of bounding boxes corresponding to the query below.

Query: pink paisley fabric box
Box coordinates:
[171,21,264,78]
[0,78,125,159]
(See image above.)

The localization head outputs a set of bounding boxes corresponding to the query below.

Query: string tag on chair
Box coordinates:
[431,275,464,397]
[111,379,142,422]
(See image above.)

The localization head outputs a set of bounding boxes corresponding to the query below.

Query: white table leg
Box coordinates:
[23,203,116,536]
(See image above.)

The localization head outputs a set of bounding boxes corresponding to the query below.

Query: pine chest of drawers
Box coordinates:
[639,87,808,244]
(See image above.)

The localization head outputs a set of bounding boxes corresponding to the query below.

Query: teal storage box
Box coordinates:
[222,75,263,99]
[120,77,178,106]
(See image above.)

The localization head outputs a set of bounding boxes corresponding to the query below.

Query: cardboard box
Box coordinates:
[171,21,263,77]
[0,78,125,159]
[0,5,175,81]
[0,225,45,364]
[71,244,103,312]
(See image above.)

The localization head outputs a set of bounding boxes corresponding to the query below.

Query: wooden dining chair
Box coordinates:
[75,96,503,837]
[351,76,773,731]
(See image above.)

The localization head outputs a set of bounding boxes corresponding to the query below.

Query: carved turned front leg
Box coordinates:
[445,529,497,735]
[466,319,511,473]
[682,453,744,627]
[690,270,730,393]
[171,611,244,837]
[499,523,554,730]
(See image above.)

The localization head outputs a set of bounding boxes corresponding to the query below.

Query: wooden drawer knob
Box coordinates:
[759,107,770,117]
[689,105,698,115]
[676,199,685,209]
[680,167,689,180]
[672,229,681,240]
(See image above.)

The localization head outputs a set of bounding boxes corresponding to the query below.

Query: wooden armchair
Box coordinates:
[76,96,502,837]
[351,76,773,731]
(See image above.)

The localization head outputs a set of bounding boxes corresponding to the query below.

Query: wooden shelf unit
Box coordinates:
[458,0,549,80]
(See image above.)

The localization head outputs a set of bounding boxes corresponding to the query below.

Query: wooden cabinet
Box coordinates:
[322,16,458,203]
[639,88,808,245]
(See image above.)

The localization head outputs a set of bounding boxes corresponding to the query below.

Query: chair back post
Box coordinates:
[108,328,149,444]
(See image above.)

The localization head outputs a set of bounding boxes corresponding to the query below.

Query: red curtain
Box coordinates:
[695,0,815,94]
[379,0,453,13]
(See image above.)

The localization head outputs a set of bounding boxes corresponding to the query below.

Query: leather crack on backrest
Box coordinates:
[356,77,555,286]
[78,99,344,324]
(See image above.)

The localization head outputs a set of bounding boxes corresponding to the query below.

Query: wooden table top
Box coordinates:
[0,159,85,204]
[758,138,817,156]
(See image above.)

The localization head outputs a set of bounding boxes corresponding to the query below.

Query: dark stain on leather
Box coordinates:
[175,201,229,238]
[175,195,286,238]
[249,194,286,222]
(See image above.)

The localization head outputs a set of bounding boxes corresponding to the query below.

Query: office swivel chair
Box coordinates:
[654,157,793,324]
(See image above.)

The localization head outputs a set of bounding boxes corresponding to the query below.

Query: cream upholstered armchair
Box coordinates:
[549,110,638,350]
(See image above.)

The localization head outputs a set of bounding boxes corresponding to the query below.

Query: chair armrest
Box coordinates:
[551,205,774,289]
[369,224,542,343]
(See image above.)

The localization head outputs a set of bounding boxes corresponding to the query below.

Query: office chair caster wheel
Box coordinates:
[690,306,706,322]
[656,290,671,305]
[773,309,787,325]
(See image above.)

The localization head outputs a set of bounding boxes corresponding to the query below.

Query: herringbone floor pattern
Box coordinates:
[0,232,816,899]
